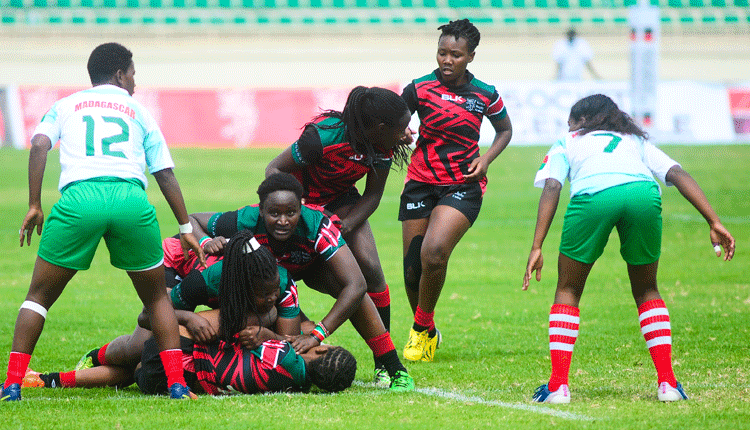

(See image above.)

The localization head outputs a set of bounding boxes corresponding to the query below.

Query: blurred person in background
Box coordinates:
[553,28,601,82]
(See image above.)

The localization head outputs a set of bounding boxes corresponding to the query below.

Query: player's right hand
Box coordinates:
[202,236,228,256]
[180,232,207,268]
[523,248,544,291]
[186,314,218,344]
[19,207,44,247]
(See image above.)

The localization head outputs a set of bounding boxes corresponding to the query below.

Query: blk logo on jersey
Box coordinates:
[441,94,465,103]
[406,201,426,210]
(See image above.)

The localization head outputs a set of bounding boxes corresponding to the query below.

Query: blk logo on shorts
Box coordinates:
[406,202,426,210]
[452,192,466,200]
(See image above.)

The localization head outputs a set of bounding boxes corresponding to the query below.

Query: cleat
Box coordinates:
[403,328,429,362]
[434,328,442,350]
[169,383,198,400]
[373,367,391,389]
[22,368,44,388]
[658,382,688,402]
[421,330,440,362]
[74,348,97,371]
[1,383,21,401]
[532,383,570,404]
[389,370,415,392]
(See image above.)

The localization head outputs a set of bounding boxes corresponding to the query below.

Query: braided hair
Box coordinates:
[257,172,304,209]
[438,19,481,53]
[306,347,357,393]
[307,86,411,170]
[569,94,648,139]
[218,230,279,341]
[87,43,133,86]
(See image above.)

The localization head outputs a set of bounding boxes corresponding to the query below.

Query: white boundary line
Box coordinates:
[354,381,595,421]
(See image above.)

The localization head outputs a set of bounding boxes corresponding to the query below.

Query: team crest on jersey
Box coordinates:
[463,98,485,114]
[538,155,548,171]
[348,154,365,162]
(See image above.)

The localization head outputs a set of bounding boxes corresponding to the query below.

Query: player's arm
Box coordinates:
[523,178,562,290]
[20,134,52,247]
[265,145,299,177]
[188,212,229,255]
[153,168,206,268]
[337,167,389,236]
[291,245,366,353]
[465,114,513,182]
[665,165,735,261]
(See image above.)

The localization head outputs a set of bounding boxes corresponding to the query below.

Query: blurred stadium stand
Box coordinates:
[1,0,748,33]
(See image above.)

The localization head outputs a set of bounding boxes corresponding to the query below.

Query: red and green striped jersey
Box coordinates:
[290,117,393,206]
[193,339,308,395]
[402,69,507,186]
[206,204,344,277]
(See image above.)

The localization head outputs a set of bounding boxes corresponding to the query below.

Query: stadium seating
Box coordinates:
[1,0,748,31]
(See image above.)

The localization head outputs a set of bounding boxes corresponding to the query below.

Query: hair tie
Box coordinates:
[243,237,261,254]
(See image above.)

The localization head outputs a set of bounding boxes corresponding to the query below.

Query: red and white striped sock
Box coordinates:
[548,304,580,392]
[638,299,677,387]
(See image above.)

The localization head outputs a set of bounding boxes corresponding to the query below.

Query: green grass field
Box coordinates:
[0,145,747,430]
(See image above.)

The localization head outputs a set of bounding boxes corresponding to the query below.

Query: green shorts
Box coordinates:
[559,181,662,265]
[38,178,164,271]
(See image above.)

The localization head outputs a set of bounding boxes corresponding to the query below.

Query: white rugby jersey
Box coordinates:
[33,84,174,191]
[534,130,679,197]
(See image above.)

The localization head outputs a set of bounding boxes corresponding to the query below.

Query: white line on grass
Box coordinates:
[354,382,595,421]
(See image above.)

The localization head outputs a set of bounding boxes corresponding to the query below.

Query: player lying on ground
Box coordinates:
[24,308,356,395]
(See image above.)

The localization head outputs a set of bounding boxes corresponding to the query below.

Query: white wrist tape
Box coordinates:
[179,223,193,234]
[20,300,47,319]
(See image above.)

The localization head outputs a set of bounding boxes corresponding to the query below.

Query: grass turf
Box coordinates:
[0,145,748,429]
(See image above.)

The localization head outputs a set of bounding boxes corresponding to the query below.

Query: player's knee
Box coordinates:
[421,243,450,270]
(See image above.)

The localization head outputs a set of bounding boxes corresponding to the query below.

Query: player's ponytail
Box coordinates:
[218,230,278,341]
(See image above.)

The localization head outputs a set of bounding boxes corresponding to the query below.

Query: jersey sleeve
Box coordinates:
[276,270,300,320]
[401,82,418,114]
[140,108,175,174]
[534,139,569,188]
[291,125,324,166]
[316,216,345,261]
[642,141,680,185]
[207,210,239,238]
[170,268,213,311]
[485,91,508,121]
[33,101,62,149]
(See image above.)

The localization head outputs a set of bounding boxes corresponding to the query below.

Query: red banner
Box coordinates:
[17,85,399,148]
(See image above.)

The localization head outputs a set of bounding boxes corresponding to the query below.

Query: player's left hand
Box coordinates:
[19,206,44,247]
[463,157,489,183]
[710,222,735,261]
[289,333,320,354]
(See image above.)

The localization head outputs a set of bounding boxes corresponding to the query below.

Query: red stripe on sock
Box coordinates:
[548,304,579,392]
[638,298,666,314]
[97,343,110,366]
[638,299,676,387]
[367,285,391,307]
[365,333,395,357]
[5,352,31,386]
[60,371,77,387]
[414,305,435,331]
[159,349,186,388]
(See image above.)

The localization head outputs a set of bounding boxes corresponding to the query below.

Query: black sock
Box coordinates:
[378,350,407,377]
[39,373,62,388]
[412,322,428,332]
[88,348,102,367]
[376,305,391,333]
